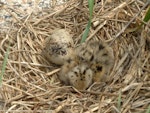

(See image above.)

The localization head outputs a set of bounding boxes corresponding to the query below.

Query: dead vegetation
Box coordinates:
[0,0,150,112]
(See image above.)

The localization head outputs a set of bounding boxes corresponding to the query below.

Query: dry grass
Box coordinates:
[0,0,150,112]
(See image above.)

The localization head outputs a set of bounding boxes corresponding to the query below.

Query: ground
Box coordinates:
[0,0,150,113]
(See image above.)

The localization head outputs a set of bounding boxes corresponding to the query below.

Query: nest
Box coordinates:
[0,0,150,112]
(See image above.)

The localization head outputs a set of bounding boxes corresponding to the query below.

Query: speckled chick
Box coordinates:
[76,38,114,82]
[42,29,74,65]
[58,59,93,90]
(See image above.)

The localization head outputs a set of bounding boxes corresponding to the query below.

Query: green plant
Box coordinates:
[80,0,94,43]
[145,105,150,113]
[117,90,122,112]
[0,45,9,87]
[140,5,150,27]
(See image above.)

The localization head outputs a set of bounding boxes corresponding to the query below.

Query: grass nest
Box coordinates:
[0,0,150,112]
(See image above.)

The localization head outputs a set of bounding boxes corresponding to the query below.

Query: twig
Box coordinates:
[110,1,150,45]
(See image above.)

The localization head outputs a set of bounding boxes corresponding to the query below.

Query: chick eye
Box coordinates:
[74,72,79,77]
[99,44,104,50]
[96,66,102,71]
[67,58,72,63]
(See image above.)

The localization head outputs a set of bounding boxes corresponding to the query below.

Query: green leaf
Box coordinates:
[137,5,150,30]
[80,0,94,43]
[117,90,122,111]
[88,0,94,20]
[81,20,91,43]
[0,45,9,87]
[143,6,150,22]
[145,105,150,113]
